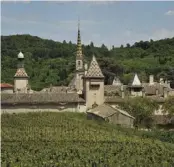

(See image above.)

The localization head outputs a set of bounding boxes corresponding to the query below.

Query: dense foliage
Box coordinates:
[1,35,174,90]
[162,96,174,116]
[121,97,159,128]
[1,112,174,167]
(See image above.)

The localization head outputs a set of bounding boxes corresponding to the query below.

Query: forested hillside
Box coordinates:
[1,34,174,90]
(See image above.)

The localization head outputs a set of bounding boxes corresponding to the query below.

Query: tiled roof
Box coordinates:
[87,104,117,118]
[104,85,122,96]
[104,96,125,103]
[104,95,166,103]
[85,55,104,78]
[0,83,13,88]
[41,86,68,93]
[14,68,28,78]
[1,93,85,104]
[87,104,134,119]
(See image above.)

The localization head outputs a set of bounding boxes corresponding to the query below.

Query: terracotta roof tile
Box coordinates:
[0,83,13,88]
[85,55,104,78]
[14,68,28,78]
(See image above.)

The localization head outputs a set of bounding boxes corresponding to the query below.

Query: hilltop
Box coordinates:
[1,34,174,90]
[1,112,174,166]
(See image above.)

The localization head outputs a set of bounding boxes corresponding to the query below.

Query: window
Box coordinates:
[90,85,100,90]
[78,61,81,66]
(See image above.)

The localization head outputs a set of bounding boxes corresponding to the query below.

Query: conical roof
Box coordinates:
[18,51,24,59]
[76,19,83,58]
[85,55,104,78]
[112,76,122,86]
[132,73,141,86]
[14,68,28,78]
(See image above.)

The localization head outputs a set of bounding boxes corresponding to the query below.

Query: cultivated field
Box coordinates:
[1,112,174,167]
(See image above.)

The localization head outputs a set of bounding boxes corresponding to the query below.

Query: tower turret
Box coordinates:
[14,51,29,93]
[83,55,105,109]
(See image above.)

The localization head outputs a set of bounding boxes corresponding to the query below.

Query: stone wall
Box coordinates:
[108,113,133,127]
[1,88,13,94]
[1,103,85,114]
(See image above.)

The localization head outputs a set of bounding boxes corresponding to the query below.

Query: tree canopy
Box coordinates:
[121,97,158,129]
[1,34,174,90]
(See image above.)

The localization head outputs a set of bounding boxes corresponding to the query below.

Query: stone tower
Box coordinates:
[14,51,29,93]
[83,55,104,109]
[75,20,84,94]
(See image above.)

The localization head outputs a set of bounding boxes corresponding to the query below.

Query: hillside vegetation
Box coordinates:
[1,35,174,90]
[1,112,174,167]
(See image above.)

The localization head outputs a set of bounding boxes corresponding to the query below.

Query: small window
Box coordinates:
[90,85,99,90]
[78,61,81,66]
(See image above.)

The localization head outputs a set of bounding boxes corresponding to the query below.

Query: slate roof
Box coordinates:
[14,68,28,78]
[85,55,104,78]
[87,104,134,119]
[1,93,85,105]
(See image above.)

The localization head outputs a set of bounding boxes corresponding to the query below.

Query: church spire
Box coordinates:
[77,18,82,58]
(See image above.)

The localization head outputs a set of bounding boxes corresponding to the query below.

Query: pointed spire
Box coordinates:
[76,18,82,58]
[85,54,104,78]
[132,73,141,86]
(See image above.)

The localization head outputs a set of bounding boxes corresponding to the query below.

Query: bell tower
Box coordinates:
[14,51,29,93]
[75,19,84,94]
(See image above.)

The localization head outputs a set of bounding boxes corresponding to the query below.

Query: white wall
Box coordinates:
[14,78,28,92]
[85,79,104,109]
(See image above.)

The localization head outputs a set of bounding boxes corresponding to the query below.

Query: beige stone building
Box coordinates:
[1,22,174,126]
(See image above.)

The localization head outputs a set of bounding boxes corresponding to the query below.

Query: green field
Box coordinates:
[1,112,174,167]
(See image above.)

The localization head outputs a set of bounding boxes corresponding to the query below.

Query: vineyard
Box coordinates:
[1,112,174,167]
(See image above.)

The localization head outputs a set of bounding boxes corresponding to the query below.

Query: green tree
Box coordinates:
[162,96,174,122]
[121,97,158,129]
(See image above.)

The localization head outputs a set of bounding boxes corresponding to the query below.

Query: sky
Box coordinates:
[1,1,174,48]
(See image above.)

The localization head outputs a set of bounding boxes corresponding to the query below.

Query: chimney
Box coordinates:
[121,85,125,98]
[149,75,154,85]
[160,78,164,85]
[84,63,88,75]
[163,87,168,98]
[142,87,145,97]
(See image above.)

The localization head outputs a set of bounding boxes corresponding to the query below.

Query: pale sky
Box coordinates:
[1,1,174,48]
